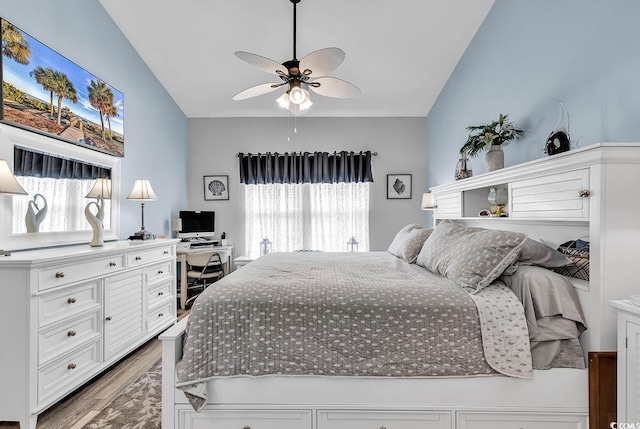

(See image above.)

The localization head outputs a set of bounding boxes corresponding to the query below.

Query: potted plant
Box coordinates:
[459,113,524,172]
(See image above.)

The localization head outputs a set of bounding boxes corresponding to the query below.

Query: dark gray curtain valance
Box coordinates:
[238,151,374,185]
[14,146,111,180]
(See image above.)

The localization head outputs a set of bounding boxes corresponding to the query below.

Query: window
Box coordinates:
[245,182,369,258]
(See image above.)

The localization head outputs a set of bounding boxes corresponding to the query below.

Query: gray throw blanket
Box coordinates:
[176,252,532,411]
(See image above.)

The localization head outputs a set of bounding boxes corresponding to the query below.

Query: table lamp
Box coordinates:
[0,158,28,255]
[127,179,157,240]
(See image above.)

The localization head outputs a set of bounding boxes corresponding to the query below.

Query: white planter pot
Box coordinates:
[485,145,504,172]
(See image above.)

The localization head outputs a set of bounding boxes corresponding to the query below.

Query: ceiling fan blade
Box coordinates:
[234,51,288,77]
[299,47,345,77]
[232,83,284,101]
[307,77,360,99]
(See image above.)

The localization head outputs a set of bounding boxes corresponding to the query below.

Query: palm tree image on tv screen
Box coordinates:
[0,18,124,157]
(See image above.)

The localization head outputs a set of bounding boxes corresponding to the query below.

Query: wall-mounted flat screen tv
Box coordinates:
[0,18,124,157]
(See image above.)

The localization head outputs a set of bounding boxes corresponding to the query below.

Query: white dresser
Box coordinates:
[0,239,178,429]
[610,300,640,424]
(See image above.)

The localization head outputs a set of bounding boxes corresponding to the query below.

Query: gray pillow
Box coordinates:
[519,238,573,267]
[401,228,434,263]
[387,223,422,258]
[416,220,527,293]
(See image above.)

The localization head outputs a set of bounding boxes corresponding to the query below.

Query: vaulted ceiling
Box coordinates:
[99,0,494,118]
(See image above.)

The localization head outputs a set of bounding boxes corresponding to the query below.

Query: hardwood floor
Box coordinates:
[0,309,188,429]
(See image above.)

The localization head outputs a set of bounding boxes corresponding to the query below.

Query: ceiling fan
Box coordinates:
[232,0,360,115]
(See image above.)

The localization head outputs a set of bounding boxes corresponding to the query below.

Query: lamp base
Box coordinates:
[128,230,157,241]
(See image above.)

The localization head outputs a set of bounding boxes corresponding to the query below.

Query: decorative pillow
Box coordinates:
[401,228,434,263]
[387,223,422,258]
[518,238,573,268]
[416,220,527,293]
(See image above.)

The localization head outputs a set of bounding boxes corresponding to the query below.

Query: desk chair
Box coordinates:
[184,250,224,307]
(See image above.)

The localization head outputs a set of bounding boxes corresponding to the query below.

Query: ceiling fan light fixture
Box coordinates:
[276,92,290,109]
[289,85,306,105]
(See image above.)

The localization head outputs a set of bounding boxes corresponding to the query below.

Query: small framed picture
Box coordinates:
[387,174,412,199]
[203,175,229,201]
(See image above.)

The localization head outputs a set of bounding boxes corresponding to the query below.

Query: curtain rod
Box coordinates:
[236,151,378,157]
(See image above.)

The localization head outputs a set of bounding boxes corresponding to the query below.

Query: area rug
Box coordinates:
[82,360,162,429]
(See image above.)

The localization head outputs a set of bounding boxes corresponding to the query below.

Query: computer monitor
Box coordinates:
[177,211,215,239]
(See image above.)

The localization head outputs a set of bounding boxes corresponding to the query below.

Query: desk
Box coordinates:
[176,245,234,309]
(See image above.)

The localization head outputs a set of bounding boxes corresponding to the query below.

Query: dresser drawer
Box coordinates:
[39,280,100,326]
[176,408,312,429]
[509,168,590,219]
[148,279,173,309]
[147,299,175,333]
[38,340,101,404]
[128,245,174,268]
[318,410,452,429]
[38,310,101,365]
[457,412,587,429]
[38,255,125,290]
[147,260,174,285]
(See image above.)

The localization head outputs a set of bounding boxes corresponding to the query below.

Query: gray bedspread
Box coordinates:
[176,252,532,411]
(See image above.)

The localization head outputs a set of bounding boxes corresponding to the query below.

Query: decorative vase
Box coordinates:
[25,194,47,233]
[455,153,472,181]
[485,145,504,172]
[85,200,104,247]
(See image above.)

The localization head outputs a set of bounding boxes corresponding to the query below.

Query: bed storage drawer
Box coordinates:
[456,411,587,429]
[318,410,452,429]
[176,407,313,429]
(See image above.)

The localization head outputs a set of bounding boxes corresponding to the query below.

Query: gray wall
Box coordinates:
[188,117,427,256]
[426,0,640,225]
[2,0,189,238]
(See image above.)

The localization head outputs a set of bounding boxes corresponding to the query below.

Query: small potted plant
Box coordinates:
[459,113,524,172]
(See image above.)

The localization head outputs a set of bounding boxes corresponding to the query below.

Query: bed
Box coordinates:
[161,221,591,429]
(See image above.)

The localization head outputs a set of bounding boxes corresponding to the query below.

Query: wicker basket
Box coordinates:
[552,239,589,280]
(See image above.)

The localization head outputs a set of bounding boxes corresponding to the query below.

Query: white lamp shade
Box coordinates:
[421,192,435,210]
[0,158,27,196]
[85,178,112,199]
[171,218,182,232]
[127,179,158,201]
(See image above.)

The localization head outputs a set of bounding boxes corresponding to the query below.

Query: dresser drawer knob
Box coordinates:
[109,261,117,267]
[243,426,251,429]
[158,313,164,317]
[135,256,142,261]
[158,292,164,296]
[578,189,591,197]
[105,316,112,321]
[67,297,77,304]
[164,250,169,255]
[68,363,76,370]
[158,270,163,274]
[380,426,386,429]
[55,272,65,278]
[67,330,77,337]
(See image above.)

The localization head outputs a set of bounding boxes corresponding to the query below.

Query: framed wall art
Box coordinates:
[0,18,125,157]
[204,175,229,201]
[387,174,412,199]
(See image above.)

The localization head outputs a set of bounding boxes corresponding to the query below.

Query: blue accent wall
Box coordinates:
[1,0,188,238]
[426,0,640,197]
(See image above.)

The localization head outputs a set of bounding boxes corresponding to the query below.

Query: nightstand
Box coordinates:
[234,255,254,270]
[610,299,640,424]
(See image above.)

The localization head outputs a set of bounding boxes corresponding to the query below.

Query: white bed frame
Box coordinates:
[160,144,640,429]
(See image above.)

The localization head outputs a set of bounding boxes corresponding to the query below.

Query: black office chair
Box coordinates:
[183,250,224,307]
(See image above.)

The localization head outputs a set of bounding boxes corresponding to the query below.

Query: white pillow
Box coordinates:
[387,223,422,258]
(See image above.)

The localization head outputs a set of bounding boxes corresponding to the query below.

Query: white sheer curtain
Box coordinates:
[245,182,370,258]
[12,177,111,233]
